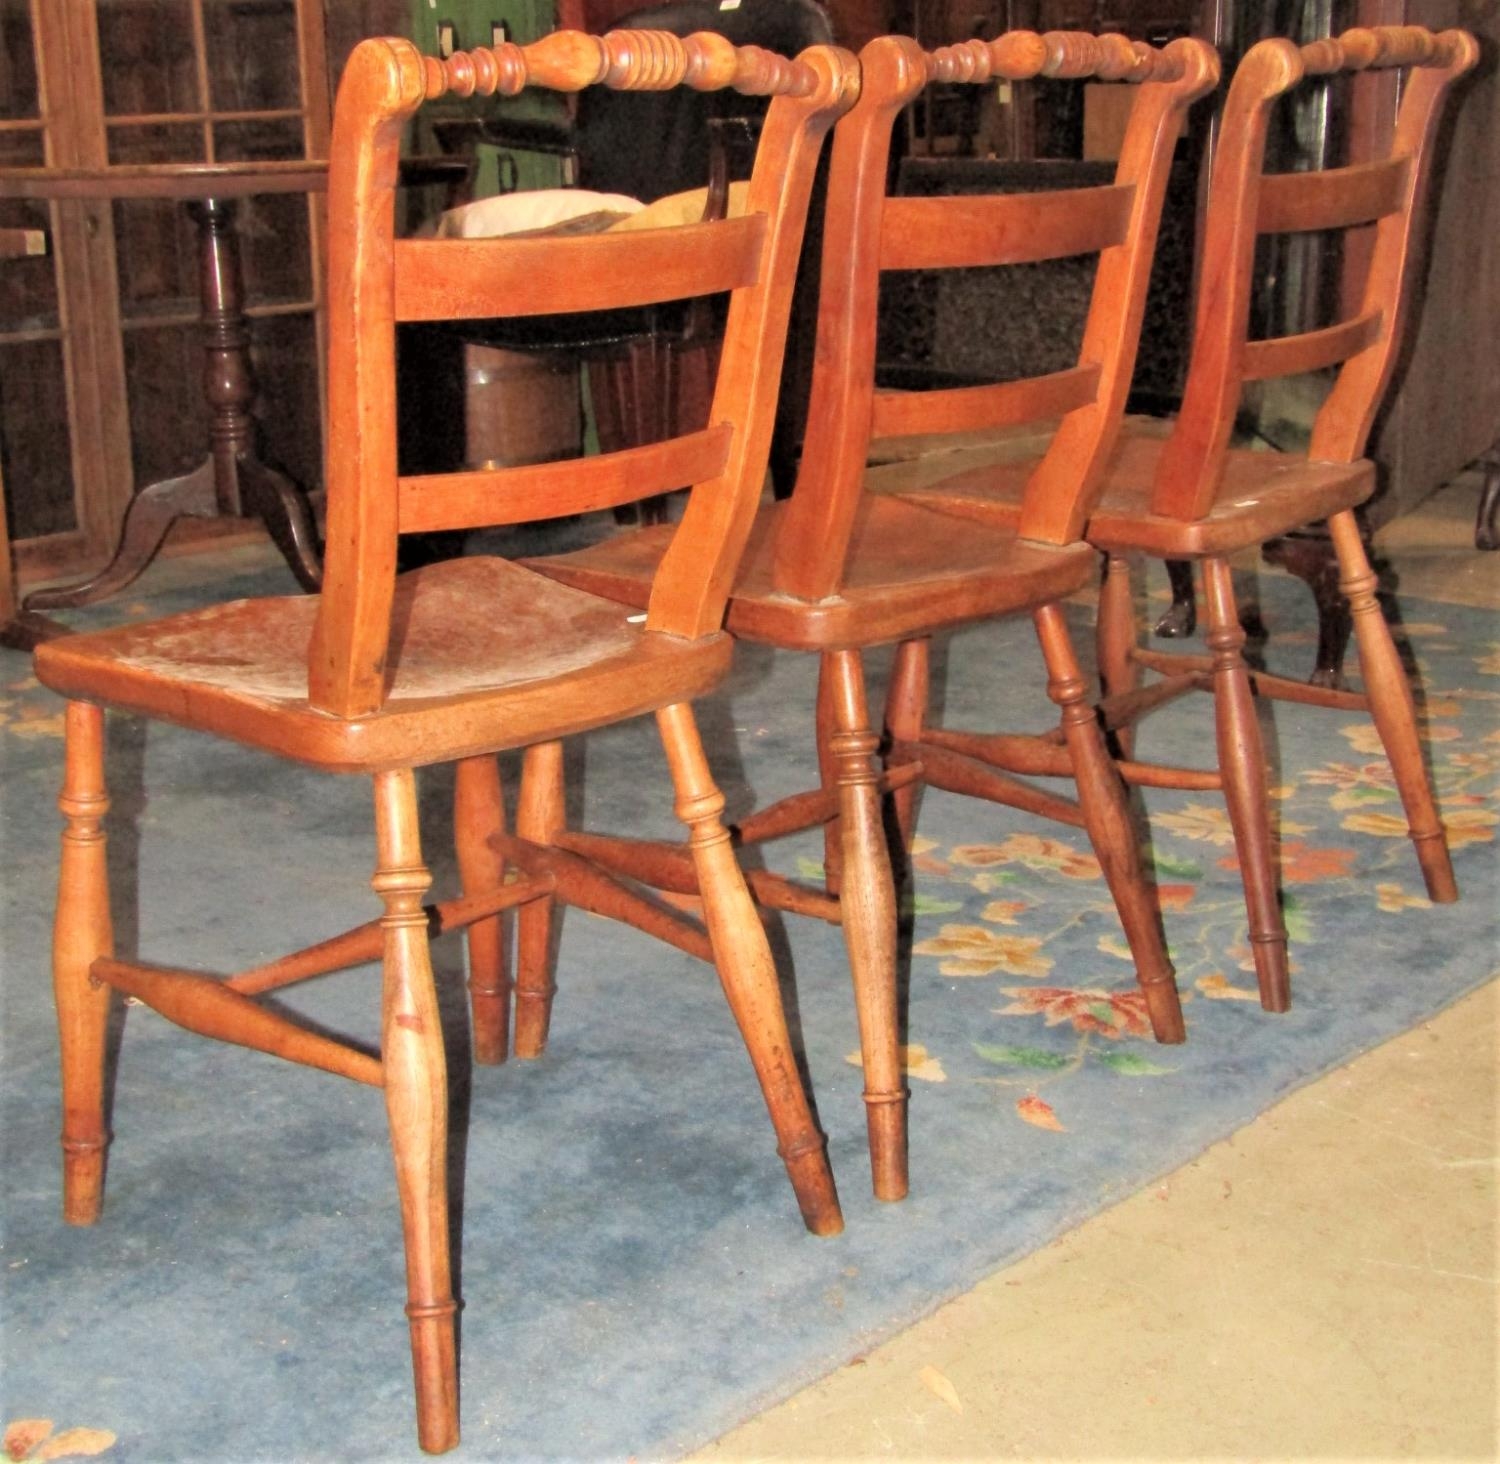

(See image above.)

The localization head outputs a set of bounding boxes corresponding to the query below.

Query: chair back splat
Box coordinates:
[311,30,858,717]
[770,29,1219,603]
[1152,25,1479,521]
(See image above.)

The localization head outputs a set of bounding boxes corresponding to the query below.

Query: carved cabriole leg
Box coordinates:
[1033,606,1185,1045]
[825,650,906,1202]
[883,637,929,853]
[1097,554,1142,760]
[513,740,563,1059]
[55,701,114,1225]
[454,756,510,1065]
[1262,529,1351,688]
[1201,558,1290,1013]
[373,769,459,1456]
[656,701,843,1237]
[1153,557,1197,639]
[1327,510,1458,903]
[814,659,843,897]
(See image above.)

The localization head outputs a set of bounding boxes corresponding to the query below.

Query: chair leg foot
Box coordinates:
[514,741,564,1059]
[1328,512,1458,904]
[824,651,906,1202]
[55,701,115,1226]
[1034,606,1185,1045]
[658,701,843,1237]
[374,770,460,1455]
[455,755,510,1065]
[1202,559,1290,1012]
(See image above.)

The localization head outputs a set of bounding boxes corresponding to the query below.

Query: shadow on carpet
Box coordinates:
[1,561,1496,1462]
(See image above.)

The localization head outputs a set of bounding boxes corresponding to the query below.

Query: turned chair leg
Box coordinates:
[1328,511,1458,902]
[656,701,843,1237]
[823,651,906,1202]
[373,769,459,1456]
[55,701,115,1226]
[454,756,510,1065]
[1033,605,1185,1044]
[1097,553,1142,760]
[514,740,564,1059]
[883,636,929,853]
[1202,558,1290,1012]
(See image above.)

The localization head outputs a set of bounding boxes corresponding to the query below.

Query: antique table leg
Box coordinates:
[26,196,320,613]
[1262,526,1352,689]
[1475,440,1499,552]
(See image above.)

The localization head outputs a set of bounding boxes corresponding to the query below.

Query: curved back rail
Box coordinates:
[770,28,1220,599]
[1150,24,1478,521]
[308,31,858,717]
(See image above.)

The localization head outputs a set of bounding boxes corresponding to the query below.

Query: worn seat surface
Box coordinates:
[530,496,1096,651]
[905,422,1375,557]
[36,556,729,772]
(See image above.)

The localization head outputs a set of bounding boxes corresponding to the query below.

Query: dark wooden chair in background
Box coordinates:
[906,24,1476,1011]
[525,28,1218,1202]
[34,29,855,1454]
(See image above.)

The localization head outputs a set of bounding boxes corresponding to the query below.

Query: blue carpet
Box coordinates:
[1,561,1496,1462]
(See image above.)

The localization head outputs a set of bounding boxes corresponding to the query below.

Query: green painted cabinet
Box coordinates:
[409,0,567,196]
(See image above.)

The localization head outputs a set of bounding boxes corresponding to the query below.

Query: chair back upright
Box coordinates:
[770,28,1219,602]
[1152,24,1479,521]
[309,31,857,718]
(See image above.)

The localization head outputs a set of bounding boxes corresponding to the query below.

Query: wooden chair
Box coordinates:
[34,29,855,1455]
[525,29,1219,1201]
[904,25,1477,1012]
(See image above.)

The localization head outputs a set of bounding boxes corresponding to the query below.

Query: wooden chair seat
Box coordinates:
[36,557,730,773]
[531,496,1096,650]
[905,426,1375,557]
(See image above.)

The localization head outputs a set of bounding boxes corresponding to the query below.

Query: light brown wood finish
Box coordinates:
[34,28,856,1454]
[527,29,1218,1193]
[902,26,1475,1002]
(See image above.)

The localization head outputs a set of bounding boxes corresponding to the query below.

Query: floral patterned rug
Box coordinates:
[1,561,1495,1462]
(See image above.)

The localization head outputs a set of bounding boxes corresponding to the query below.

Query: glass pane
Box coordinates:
[97,0,200,117]
[107,120,206,165]
[213,115,304,163]
[121,322,206,485]
[238,193,312,304]
[1,338,77,539]
[250,311,321,492]
[113,198,199,319]
[0,0,39,121]
[0,200,58,332]
[203,0,302,112]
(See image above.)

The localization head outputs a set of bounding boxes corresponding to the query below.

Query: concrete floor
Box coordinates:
[695,476,1499,1461]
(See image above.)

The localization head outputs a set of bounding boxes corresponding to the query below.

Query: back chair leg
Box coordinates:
[374,769,459,1456]
[1033,605,1185,1044]
[656,701,844,1238]
[55,700,115,1226]
[883,636,929,852]
[1097,553,1142,759]
[1202,558,1290,1012]
[823,650,906,1202]
[1328,510,1457,902]
[454,755,510,1065]
[514,740,564,1059]
[814,662,844,898]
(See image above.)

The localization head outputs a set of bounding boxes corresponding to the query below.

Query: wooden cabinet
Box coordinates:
[0,0,329,591]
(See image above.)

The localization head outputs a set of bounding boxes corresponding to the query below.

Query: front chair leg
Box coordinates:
[1328,510,1457,902]
[656,701,843,1237]
[55,701,115,1225]
[1033,605,1185,1044]
[514,740,564,1058]
[454,755,510,1064]
[373,769,459,1455]
[824,650,906,1202]
[1202,558,1290,1012]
